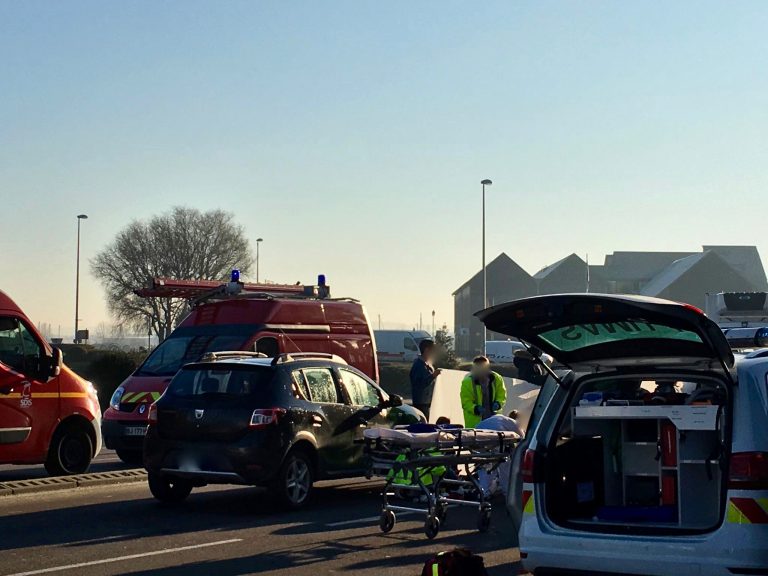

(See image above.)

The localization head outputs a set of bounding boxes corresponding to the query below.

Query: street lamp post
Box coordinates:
[480,179,492,355]
[431,310,436,337]
[256,238,263,283]
[74,214,88,344]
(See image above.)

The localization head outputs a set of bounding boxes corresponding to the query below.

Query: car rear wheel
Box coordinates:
[116,449,144,466]
[45,425,94,476]
[147,472,193,503]
[273,450,315,509]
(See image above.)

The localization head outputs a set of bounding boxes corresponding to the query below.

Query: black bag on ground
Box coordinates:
[421,548,489,576]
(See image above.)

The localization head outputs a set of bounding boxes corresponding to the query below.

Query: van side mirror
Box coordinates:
[45,348,63,378]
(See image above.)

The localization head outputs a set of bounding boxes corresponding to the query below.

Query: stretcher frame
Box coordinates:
[364,427,519,539]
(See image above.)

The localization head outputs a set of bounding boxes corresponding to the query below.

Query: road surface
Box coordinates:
[0,478,521,575]
[0,449,129,482]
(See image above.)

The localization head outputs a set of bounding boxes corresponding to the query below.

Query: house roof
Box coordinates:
[599,251,695,281]
[639,253,709,296]
[533,253,585,280]
[452,253,533,295]
[703,245,768,290]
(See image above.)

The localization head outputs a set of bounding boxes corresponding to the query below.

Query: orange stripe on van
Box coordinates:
[727,497,768,524]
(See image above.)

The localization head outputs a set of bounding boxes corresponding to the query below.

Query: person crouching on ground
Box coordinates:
[460,356,507,428]
[409,339,442,421]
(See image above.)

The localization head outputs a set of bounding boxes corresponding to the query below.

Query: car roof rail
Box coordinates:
[270,352,348,366]
[200,351,269,362]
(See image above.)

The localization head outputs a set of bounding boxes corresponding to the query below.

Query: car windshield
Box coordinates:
[168,365,275,400]
[538,320,703,353]
[136,324,257,376]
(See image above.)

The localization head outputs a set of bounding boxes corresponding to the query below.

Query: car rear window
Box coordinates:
[168,365,275,402]
[539,320,702,353]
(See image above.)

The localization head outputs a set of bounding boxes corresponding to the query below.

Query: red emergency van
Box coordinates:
[102,275,379,463]
[0,290,102,475]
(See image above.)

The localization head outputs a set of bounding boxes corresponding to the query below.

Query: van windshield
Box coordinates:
[168,365,275,401]
[136,324,258,376]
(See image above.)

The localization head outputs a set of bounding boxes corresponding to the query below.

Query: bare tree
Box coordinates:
[91,207,253,341]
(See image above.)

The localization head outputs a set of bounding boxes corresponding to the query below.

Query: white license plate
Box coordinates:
[124,426,148,437]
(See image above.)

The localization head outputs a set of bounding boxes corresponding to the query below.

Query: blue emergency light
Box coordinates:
[231,269,240,283]
[318,274,326,286]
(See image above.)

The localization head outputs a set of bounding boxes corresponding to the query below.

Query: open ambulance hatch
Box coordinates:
[476,293,734,372]
[476,294,734,534]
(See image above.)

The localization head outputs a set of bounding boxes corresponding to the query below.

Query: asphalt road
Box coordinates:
[0,449,130,482]
[0,478,521,576]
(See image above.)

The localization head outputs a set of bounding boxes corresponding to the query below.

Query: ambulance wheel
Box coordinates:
[424,515,440,539]
[116,449,143,466]
[148,472,193,504]
[380,510,396,533]
[45,424,93,476]
[477,507,492,532]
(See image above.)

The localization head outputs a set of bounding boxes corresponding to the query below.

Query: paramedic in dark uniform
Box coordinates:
[409,339,441,420]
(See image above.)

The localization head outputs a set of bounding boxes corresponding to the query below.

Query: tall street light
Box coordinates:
[74,214,88,344]
[256,238,263,283]
[480,179,492,354]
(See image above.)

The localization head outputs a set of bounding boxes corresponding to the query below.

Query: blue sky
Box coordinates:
[2,1,768,337]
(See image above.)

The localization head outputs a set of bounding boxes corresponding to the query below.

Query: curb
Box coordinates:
[0,469,147,497]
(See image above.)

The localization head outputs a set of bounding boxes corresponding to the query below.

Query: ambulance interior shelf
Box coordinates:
[545,380,726,532]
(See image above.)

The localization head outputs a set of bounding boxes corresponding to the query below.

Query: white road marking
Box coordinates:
[4,539,243,576]
[327,511,417,527]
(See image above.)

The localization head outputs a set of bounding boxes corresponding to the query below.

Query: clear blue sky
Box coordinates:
[2,1,767,337]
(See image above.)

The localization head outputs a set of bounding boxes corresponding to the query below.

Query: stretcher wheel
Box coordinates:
[380,510,396,533]
[435,502,448,525]
[477,507,492,532]
[424,515,440,539]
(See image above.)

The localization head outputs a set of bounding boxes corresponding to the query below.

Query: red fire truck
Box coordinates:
[102,274,379,463]
[0,290,102,475]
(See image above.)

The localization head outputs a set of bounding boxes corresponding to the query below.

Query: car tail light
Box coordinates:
[729,452,768,490]
[522,449,537,484]
[249,408,286,429]
[148,403,158,425]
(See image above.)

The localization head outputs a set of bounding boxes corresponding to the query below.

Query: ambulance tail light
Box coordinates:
[249,408,286,429]
[148,403,158,426]
[522,449,544,484]
[729,452,768,490]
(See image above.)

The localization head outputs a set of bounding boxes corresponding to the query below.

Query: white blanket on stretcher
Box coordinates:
[363,426,520,450]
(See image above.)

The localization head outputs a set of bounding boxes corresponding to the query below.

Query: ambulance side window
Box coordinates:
[404,337,417,352]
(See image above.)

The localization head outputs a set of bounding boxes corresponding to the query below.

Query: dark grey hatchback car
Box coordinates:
[143,352,420,508]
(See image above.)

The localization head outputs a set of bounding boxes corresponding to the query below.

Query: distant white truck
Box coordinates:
[484,340,528,364]
[704,291,768,328]
[374,330,432,363]
[485,340,553,366]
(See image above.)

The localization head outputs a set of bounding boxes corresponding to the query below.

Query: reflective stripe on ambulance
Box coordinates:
[121,392,162,403]
[522,489,535,514]
[727,497,768,524]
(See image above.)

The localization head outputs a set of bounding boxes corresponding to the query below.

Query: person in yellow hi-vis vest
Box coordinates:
[460,356,507,428]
